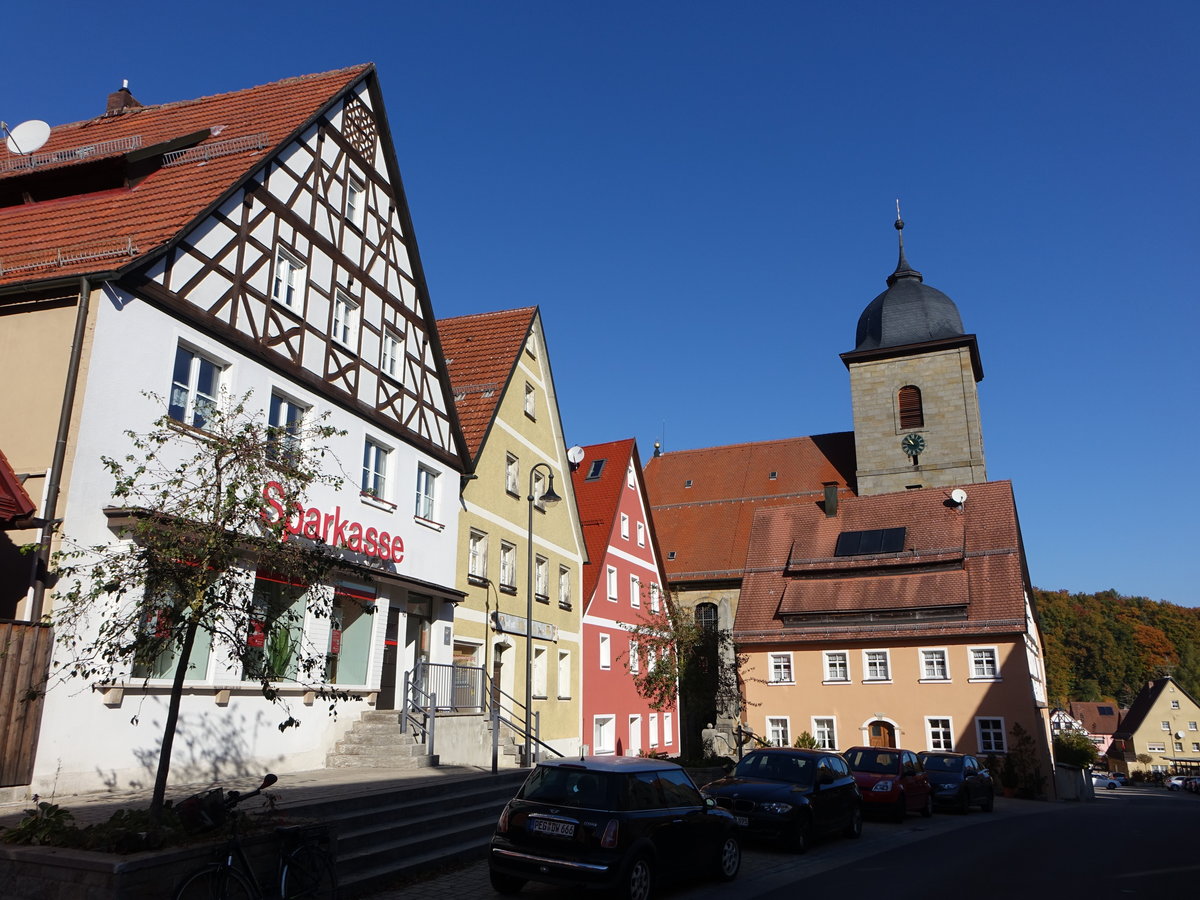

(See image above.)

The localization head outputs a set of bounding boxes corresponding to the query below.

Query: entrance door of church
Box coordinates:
[869,721,896,747]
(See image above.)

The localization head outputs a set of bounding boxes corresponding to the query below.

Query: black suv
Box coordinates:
[489,756,740,899]
[701,748,862,852]
[917,751,995,813]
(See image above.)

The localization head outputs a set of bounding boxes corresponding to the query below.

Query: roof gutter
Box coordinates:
[30,274,92,620]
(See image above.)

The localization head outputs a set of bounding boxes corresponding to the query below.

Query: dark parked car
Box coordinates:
[843,746,934,821]
[701,748,862,852]
[489,756,740,900]
[917,751,994,813]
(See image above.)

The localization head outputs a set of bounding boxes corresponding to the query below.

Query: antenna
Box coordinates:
[950,488,967,507]
[2,119,51,155]
[566,445,585,467]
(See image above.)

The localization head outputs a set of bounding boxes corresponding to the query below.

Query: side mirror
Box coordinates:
[819,770,834,786]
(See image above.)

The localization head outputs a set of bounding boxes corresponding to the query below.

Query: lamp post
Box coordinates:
[525,462,561,765]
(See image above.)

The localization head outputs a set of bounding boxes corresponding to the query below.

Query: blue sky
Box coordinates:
[5,2,1197,605]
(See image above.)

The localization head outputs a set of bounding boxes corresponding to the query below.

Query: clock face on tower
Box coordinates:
[901,433,926,457]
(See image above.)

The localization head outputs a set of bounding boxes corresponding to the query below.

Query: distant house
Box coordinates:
[571,439,675,757]
[1068,701,1124,755]
[1109,676,1200,777]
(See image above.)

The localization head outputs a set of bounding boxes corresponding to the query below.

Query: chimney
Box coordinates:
[822,482,838,517]
[105,80,144,116]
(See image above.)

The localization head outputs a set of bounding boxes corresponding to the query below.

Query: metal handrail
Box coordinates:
[400,669,437,758]
[482,671,562,772]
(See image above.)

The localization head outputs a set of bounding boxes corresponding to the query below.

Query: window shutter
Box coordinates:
[898,385,924,429]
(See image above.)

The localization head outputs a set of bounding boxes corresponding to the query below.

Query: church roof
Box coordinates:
[437,307,538,463]
[852,218,967,352]
[735,480,1031,645]
[0,66,371,290]
[643,433,856,583]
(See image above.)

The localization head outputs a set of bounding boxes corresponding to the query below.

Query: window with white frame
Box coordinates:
[769,653,794,684]
[1174,741,1183,752]
[663,712,673,744]
[535,555,549,600]
[271,248,304,308]
[558,565,571,609]
[599,634,611,670]
[1147,742,1166,752]
[332,290,359,347]
[970,647,999,679]
[532,647,547,699]
[620,514,629,539]
[593,715,615,754]
[500,542,517,591]
[415,465,438,520]
[650,583,660,613]
[267,392,305,464]
[627,463,636,488]
[1170,700,1180,709]
[468,530,488,581]
[927,717,954,751]
[921,649,949,681]
[813,717,836,750]
[1193,742,1199,752]
[345,174,365,228]
[362,439,389,498]
[767,717,790,747]
[649,713,659,748]
[630,574,640,608]
[1161,720,1171,731]
[629,640,639,674]
[864,650,891,681]
[636,521,645,546]
[977,717,1006,753]
[557,651,571,698]
[532,469,549,510]
[824,651,849,682]
[381,328,402,379]
[524,382,536,419]
[627,715,642,755]
[607,566,618,600]
[169,345,222,430]
[1189,721,1198,731]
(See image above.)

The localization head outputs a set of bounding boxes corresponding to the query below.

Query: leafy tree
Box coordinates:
[792,731,819,749]
[47,393,351,825]
[1052,730,1099,768]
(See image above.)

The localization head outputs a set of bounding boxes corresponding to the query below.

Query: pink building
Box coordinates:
[572,440,677,756]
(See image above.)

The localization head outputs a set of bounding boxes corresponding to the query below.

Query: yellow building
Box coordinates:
[437,307,586,760]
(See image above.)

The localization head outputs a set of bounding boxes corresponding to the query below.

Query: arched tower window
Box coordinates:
[898,385,924,429]
[695,602,718,632]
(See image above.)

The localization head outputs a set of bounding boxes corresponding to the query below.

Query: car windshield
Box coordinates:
[733,752,814,787]
[844,749,900,774]
[921,755,963,773]
[520,766,616,809]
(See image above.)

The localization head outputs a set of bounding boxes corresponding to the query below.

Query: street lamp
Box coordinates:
[525,462,561,765]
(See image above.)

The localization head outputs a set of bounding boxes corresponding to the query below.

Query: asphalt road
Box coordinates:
[367,787,1199,900]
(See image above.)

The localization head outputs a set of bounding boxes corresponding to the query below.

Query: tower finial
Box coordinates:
[887,199,922,286]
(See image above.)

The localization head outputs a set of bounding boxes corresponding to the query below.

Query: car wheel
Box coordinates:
[892,794,907,823]
[980,790,994,812]
[619,855,654,900]
[1107,782,1117,790]
[489,869,526,895]
[844,804,863,839]
[714,834,741,881]
[792,814,813,854]
[920,793,933,818]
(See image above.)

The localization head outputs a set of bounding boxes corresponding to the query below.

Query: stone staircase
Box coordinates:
[326,709,437,769]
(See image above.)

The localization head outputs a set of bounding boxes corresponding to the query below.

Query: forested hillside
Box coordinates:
[1034,589,1200,708]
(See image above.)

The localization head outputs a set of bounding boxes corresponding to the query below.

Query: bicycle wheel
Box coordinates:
[280,844,337,899]
[173,864,256,900]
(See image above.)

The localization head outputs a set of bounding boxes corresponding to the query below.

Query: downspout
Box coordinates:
[30,275,91,620]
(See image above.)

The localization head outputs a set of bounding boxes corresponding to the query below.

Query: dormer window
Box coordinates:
[898,385,924,429]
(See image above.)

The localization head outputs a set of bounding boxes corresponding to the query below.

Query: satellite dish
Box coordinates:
[566,445,585,465]
[1176,731,1185,740]
[4,119,51,155]
[950,488,968,506]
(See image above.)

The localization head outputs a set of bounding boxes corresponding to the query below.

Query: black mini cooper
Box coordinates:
[489,756,740,900]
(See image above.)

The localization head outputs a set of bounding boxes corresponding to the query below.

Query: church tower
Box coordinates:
[840,216,987,496]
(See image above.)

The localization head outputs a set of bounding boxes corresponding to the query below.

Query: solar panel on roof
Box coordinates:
[834,527,907,556]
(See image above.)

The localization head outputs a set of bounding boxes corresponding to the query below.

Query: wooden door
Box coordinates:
[869,721,896,748]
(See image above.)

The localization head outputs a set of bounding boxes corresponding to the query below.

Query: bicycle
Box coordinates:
[172,773,337,900]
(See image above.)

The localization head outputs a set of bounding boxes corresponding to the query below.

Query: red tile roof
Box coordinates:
[437,307,537,462]
[643,433,856,582]
[735,480,1031,645]
[0,66,370,288]
[0,448,36,524]
[1068,701,1124,735]
[571,439,636,601]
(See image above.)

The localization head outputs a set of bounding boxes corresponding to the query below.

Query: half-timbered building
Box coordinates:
[0,66,469,794]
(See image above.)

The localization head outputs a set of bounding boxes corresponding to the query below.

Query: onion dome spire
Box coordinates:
[887,199,923,286]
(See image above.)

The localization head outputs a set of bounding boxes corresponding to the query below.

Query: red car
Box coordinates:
[842,747,934,821]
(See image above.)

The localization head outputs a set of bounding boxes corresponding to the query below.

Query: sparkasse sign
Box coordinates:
[260,480,405,563]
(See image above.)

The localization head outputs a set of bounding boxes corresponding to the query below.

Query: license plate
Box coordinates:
[735,816,749,828]
[529,818,575,838]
